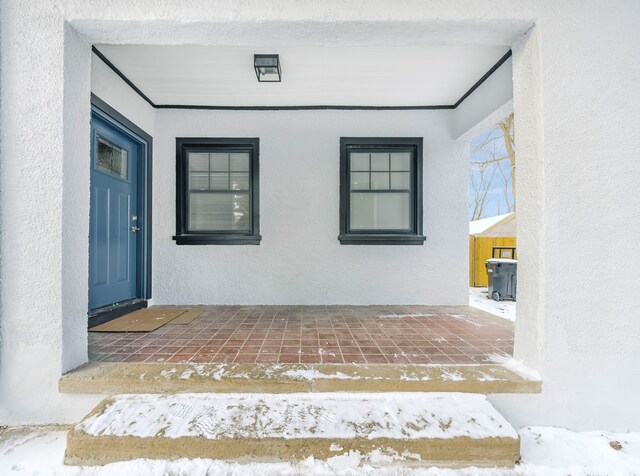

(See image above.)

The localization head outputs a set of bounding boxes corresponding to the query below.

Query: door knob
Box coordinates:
[131,226,141,232]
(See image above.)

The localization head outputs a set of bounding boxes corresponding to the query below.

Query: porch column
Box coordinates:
[496,2,640,431]
[0,2,94,423]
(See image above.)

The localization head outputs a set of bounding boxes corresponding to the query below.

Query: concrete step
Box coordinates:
[65,392,520,468]
[59,362,541,395]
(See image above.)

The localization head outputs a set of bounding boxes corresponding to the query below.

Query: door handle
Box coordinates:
[131,226,141,233]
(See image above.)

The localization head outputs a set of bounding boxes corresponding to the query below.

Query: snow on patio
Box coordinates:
[2,425,639,475]
[469,287,516,322]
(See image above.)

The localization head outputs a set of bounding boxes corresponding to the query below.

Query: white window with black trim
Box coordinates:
[174,138,261,245]
[339,137,425,245]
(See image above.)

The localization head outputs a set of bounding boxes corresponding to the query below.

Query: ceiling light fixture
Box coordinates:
[254,54,281,82]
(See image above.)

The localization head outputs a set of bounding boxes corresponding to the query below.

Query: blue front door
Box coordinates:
[89,110,140,311]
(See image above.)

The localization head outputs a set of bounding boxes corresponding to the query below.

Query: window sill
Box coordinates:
[338,234,426,245]
[173,234,262,245]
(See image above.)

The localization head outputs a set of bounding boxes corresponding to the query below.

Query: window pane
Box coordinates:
[210,173,229,190]
[189,172,209,190]
[230,153,250,172]
[189,153,209,171]
[390,152,410,171]
[371,172,390,190]
[370,153,389,171]
[350,153,370,171]
[189,193,250,231]
[390,172,410,189]
[350,172,369,190]
[210,153,229,172]
[230,172,250,191]
[350,192,410,230]
[96,137,128,179]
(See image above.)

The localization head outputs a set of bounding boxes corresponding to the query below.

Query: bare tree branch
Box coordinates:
[471,135,502,153]
[469,112,516,219]
[498,113,516,210]
[470,156,509,166]
[496,158,514,213]
[470,161,498,221]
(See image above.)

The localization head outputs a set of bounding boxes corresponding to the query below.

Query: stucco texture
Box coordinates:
[153,109,466,305]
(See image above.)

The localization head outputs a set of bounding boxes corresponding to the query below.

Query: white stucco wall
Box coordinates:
[1,0,640,433]
[491,2,640,431]
[90,52,155,135]
[153,109,466,305]
[0,3,104,424]
[453,57,513,139]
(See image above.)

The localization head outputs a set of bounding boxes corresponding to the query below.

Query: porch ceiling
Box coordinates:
[94,44,510,107]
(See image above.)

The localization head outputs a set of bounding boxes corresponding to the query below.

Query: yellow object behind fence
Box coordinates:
[469,236,517,287]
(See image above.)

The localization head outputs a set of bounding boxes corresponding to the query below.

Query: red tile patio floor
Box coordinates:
[88,305,514,365]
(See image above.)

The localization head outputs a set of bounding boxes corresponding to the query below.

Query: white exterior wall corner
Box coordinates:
[492,1,640,432]
[153,109,467,305]
[61,23,91,376]
[512,25,546,377]
[0,2,103,424]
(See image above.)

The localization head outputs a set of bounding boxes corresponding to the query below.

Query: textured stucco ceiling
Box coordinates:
[95,44,510,107]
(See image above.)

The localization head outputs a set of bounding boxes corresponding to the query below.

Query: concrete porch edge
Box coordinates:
[59,361,542,394]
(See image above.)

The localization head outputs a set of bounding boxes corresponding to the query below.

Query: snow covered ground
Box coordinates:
[2,425,639,475]
[469,287,516,322]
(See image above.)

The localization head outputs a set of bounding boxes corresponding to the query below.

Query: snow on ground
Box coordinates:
[2,425,639,475]
[519,426,640,475]
[469,287,516,322]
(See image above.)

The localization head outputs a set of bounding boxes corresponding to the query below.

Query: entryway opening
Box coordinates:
[468,113,517,323]
[77,23,540,391]
[88,95,152,328]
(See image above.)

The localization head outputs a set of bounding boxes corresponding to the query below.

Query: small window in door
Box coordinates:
[96,136,128,180]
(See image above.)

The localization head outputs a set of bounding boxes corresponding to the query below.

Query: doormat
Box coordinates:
[89,307,188,332]
[169,308,205,325]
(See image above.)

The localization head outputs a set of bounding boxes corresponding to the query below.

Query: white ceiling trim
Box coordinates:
[93,44,511,108]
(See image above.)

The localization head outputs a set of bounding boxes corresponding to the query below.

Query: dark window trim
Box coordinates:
[92,45,511,111]
[90,93,153,301]
[339,137,425,245]
[174,137,261,245]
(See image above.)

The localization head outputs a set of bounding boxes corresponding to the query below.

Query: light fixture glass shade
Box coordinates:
[254,54,281,82]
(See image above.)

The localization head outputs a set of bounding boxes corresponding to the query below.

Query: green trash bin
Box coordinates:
[485,258,517,301]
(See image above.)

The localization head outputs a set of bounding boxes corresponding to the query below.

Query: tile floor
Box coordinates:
[89,305,514,365]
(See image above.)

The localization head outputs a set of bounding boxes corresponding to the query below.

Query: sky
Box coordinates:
[469,122,514,221]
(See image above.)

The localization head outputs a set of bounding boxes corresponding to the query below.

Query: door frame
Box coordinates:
[89,94,153,322]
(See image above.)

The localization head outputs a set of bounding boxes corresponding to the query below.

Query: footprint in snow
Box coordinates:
[167,402,194,419]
